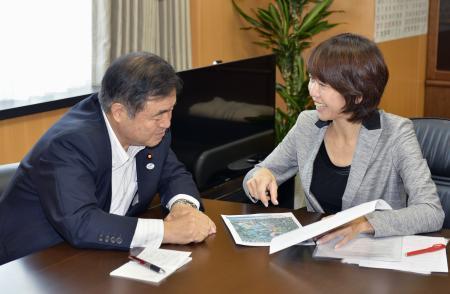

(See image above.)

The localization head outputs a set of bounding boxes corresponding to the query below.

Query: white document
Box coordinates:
[270,199,392,254]
[110,248,192,284]
[356,236,448,275]
[314,234,402,262]
[222,213,314,246]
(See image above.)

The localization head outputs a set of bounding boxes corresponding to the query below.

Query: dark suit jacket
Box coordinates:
[0,94,201,264]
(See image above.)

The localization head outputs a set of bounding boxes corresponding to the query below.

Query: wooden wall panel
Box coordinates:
[0,0,430,163]
[190,0,426,118]
[306,0,375,48]
[190,0,272,68]
[190,0,377,109]
[378,35,427,117]
[425,82,450,118]
[0,108,68,164]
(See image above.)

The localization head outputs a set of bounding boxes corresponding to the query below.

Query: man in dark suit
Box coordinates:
[0,52,216,265]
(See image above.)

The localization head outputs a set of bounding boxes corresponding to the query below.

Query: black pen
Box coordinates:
[128,255,166,274]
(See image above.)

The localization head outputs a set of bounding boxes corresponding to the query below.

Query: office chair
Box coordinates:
[411,118,450,228]
[193,130,273,191]
[0,162,19,196]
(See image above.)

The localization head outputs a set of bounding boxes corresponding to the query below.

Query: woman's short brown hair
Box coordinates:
[307,33,389,123]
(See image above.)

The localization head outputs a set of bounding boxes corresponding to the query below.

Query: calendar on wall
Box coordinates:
[375,0,429,43]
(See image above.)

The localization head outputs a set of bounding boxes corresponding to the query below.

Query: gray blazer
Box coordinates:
[243,110,444,237]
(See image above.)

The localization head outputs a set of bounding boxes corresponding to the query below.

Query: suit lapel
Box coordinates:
[302,123,328,212]
[131,148,153,214]
[92,95,113,212]
[127,146,161,216]
[303,127,327,193]
[136,148,149,188]
[341,126,382,208]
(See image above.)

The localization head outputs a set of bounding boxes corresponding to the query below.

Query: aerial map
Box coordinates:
[222,213,302,246]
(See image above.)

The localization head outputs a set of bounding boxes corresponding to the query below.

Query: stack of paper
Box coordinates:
[354,236,448,275]
[110,248,192,284]
[315,235,448,275]
[266,199,448,275]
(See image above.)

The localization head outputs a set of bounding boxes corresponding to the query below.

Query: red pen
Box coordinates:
[128,255,166,274]
[406,243,447,257]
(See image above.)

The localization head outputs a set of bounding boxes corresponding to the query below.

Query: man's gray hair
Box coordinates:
[99,52,182,117]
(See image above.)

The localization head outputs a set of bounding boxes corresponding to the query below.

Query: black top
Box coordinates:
[310,141,351,213]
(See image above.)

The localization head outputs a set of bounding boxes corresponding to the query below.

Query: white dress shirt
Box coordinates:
[102,111,200,249]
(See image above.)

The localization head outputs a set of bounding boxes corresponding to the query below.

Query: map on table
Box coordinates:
[222,213,310,246]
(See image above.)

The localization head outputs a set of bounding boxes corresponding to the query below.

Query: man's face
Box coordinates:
[112,89,176,149]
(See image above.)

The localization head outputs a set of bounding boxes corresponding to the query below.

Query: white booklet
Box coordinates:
[110,248,192,284]
[270,199,393,254]
[222,212,313,246]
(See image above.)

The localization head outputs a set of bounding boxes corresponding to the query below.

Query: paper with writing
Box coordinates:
[356,236,448,274]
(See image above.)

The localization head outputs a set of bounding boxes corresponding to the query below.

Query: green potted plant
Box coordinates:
[232,0,339,143]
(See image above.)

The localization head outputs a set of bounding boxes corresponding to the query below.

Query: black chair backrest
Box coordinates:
[411,118,450,228]
[194,130,273,191]
[0,162,19,196]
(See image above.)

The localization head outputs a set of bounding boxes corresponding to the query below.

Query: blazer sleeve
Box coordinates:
[243,112,308,197]
[32,134,137,250]
[365,119,445,237]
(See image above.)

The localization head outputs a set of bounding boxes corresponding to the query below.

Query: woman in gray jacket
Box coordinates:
[244,33,444,248]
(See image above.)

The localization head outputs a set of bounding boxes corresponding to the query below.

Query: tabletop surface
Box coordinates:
[1,198,449,294]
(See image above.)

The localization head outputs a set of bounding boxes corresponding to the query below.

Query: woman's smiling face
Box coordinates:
[308,75,348,122]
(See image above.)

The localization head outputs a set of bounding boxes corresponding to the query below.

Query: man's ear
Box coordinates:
[110,103,127,123]
[356,96,363,104]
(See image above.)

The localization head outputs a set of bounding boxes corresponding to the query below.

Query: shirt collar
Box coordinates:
[102,110,145,168]
[315,110,381,130]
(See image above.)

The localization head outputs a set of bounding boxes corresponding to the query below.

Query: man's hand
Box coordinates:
[316,216,374,249]
[162,203,216,244]
[246,167,278,207]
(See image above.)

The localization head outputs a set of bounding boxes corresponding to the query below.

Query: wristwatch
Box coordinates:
[172,198,198,209]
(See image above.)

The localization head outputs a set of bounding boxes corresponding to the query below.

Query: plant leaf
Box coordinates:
[232,0,340,142]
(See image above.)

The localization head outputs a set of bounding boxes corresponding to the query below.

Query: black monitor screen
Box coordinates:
[171,54,276,191]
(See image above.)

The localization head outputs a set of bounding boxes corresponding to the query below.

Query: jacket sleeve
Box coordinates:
[33,134,138,250]
[365,119,445,237]
[243,112,308,198]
